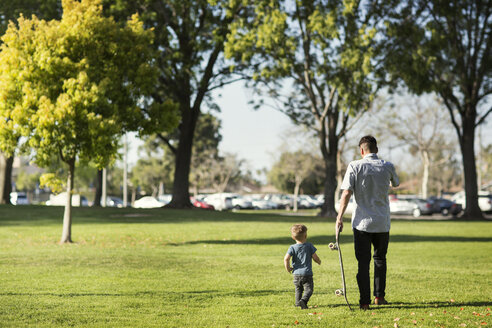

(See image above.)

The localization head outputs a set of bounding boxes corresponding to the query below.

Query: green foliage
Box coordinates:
[39,173,64,194]
[381,0,491,132]
[0,206,491,327]
[269,151,324,194]
[225,0,380,122]
[131,155,174,196]
[0,0,61,36]
[0,0,179,171]
[14,169,42,191]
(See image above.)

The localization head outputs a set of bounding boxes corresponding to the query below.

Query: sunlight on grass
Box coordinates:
[0,206,490,327]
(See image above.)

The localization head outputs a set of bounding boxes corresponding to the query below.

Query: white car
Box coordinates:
[389,197,420,216]
[264,194,292,209]
[133,196,165,208]
[452,191,492,212]
[10,192,29,205]
[203,193,233,211]
[46,192,89,207]
[297,195,319,209]
[335,197,355,215]
[246,196,277,210]
[228,194,253,209]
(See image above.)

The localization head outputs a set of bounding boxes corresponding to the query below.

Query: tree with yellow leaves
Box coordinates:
[0,0,179,243]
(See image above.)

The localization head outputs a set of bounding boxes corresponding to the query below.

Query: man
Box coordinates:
[336,135,399,310]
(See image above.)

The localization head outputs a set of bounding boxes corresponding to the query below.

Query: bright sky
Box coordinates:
[212,82,298,173]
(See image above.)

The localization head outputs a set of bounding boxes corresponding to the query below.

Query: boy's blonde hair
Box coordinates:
[291,224,307,240]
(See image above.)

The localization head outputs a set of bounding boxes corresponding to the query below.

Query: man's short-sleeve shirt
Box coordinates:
[340,153,399,233]
[287,242,317,276]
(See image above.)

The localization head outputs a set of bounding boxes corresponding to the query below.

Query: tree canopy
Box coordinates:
[0,0,178,242]
[381,0,491,218]
[104,0,247,208]
[225,0,381,216]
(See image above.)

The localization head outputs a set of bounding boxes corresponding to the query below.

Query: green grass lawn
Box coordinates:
[0,206,490,327]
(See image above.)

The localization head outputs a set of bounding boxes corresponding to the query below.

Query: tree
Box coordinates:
[0,0,61,204]
[378,95,454,198]
[0,0,178,243]
[131,155,174,197]
[104,0,247,208]
[225,0,381,216]
[382,0,491,218]
[141,111,223,195]
[270,150,318,211]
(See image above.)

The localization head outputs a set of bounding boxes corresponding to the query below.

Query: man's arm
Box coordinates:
[284,253,293,273]
[336,189,353,232]
[390,164,400,187]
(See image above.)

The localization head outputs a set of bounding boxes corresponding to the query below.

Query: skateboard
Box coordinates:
[329,228,352,310]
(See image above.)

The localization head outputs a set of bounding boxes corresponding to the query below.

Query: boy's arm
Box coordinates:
[312,252,321,265]
[284,253,293,273]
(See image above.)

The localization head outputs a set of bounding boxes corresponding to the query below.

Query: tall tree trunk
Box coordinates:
[319,118,339,218]
[293,176,301,212]
[320,153,338,217]
[167,107,198,209]
[421,150,430,199]
[0,154,13,204]
[460,119,483,219]
[60,159,75,244]
[93,169,103,207]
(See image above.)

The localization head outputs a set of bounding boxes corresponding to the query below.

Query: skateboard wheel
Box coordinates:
[328,243,338,251]
[335,289,344,296]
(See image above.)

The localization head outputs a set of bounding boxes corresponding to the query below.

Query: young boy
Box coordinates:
[284,224,321,309]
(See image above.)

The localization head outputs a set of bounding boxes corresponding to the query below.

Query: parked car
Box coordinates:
[10,192,29,205]
[203,193,233,211]
[451,191,492,213]
[228,194,253,210]
[428,197,463,216]
[158,194,172,205]
[46,192,89,207]
[297,195,320,209]
[335,197,355,215]
[407,198,434,217]
[133,196,165,208]
[105,196,131,208]
[389,197,420,216]
[191,197,214,210]
[263,194,292,209]
[245,195,278,210]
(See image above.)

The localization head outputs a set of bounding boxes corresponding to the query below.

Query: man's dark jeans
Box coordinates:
[293,275,313,306]
[353,228,389,305]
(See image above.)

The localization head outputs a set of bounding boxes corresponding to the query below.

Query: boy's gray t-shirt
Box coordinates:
[287,242,317,276]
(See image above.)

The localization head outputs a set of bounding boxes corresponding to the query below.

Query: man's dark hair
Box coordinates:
[359,135,378,153]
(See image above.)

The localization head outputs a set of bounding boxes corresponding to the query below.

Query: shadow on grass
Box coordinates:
[375,301,492,309]
[0,205,323,226]
[173,234,492,246]
[0,289,291,299]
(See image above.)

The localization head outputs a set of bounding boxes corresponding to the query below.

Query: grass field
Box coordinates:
[0,205,491,327]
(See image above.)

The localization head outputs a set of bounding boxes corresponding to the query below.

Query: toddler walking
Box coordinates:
[284,224,321,309]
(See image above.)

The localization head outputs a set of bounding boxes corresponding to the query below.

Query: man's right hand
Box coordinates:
[336,217,343,233]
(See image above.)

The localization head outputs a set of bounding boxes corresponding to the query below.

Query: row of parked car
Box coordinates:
[335,191,492,218]
[10,191,326,210]
[9,190,492,216]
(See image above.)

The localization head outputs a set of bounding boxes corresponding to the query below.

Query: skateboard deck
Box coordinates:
[329,228,352,310]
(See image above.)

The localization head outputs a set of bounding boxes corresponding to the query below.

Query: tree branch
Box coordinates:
[157,133,177,155]
[475,106,492,127]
